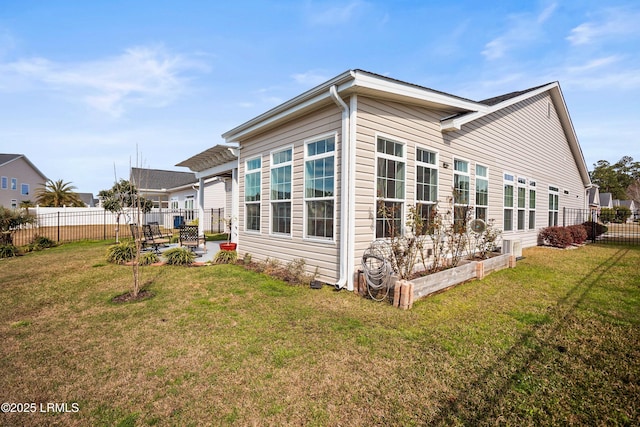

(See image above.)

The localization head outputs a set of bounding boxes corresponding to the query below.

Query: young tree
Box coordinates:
[99,179,152,243]
[36,179,85,207]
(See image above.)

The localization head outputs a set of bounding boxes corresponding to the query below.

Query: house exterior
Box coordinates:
[599,192,614,209]
[0,154,48,209]
[130,167,230,221]
[179,70,591,291]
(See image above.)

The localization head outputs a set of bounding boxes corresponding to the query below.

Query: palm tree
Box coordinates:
[36,179,85,207]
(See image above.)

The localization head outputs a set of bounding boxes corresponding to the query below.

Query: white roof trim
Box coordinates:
[176,143,239,174]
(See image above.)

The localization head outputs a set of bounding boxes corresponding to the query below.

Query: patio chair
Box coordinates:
[143,224,170,253]
[148,221,172,240]
[179,225,206,255]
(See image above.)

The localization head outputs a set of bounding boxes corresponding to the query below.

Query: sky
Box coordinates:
[1,0,639,195]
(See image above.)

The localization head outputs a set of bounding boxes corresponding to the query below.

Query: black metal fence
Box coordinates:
[563,207,640,245]
[12,208,225,246]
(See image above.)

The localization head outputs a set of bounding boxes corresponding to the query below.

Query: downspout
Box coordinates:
[330,85,350,289]
[195,179,205,247]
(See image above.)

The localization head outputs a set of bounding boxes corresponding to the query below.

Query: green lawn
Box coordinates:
[1,242,638,426]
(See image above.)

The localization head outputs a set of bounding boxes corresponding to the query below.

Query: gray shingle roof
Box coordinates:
[0,153,23,166]
[130,168,196,191]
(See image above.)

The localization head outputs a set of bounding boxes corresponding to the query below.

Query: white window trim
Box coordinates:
[1,176,7,189]
[244,156,262,234]
[303,133,337,243]
[503,172,515,233]
[270,145,294,237]
[548,185,560,227]
[10,178,17,191]
[516,176,527,231]
[414,146,439,204]
[374,133,407,239]
[528,183,537,230]
[21,183,30,196]
[475,164,489,220]
[453,157,471,204]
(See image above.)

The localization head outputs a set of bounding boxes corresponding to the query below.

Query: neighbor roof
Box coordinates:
[130,168,196,191]
[0,153,48,180]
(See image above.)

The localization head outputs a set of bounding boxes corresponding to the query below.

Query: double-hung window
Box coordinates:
[376,137,405,238]
[185,196,195,221]
[415,147,437,225]
[528,181,536,229]
[517,177,527,230]
[453,159,470,230]
[11,178,17,191]
[475,165,489,221]
[305,136,335,239]
[503,173,515,231]
[271,147,293,235]
[21,183,29,196]
[245,157,261,232]
[548,186,559,226]
[1,176,7,189]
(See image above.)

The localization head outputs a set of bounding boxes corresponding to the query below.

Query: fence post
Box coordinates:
[562,207,566,227]
[57,211,61,242]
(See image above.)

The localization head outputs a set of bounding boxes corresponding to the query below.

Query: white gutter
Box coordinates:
[330,85,350,290]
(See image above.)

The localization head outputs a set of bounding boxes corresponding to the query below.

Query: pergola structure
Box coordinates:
[176,143,239,245]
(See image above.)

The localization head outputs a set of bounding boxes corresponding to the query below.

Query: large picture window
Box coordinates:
[416,147,438,225]
[504,173,514,231]
[475,165,488,221]
[245,157,261,231]
[549,185,559,226]
[305,136,335,239]
[271,147,293,235]
[376,137,405,238]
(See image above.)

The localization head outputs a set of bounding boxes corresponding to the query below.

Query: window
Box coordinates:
[170,199,178,210]
[271,147,293,235]
[11,178,17,191]
[416,147,438,226]
[517,179,526,231]
[529,181,536,230]
[1,176,7,189]
[185,196,195,221]
[475,165,488,221]
[305,136,335,239]
[245,157,261,232]
[504,173,514,231]
[549,186,559,226]
[21,183,29,196]
[11,199,17,209]
[453,159,470,230]
[376,137,405,238]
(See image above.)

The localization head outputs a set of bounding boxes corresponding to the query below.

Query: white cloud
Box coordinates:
[482,3,557,60]
[0,45,210,117]
[291,70,331,87]
[567,8,640,46]
[306,0,367,25]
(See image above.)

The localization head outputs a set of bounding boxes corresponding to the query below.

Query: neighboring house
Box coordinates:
[77,192,97,207]
[130,167,229,218]
[0,153,47,209]
[178,69,592,291]
[599,192,614,209]
[613,199,637,222]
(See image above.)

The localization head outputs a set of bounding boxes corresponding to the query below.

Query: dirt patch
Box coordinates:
[111,289,155,303]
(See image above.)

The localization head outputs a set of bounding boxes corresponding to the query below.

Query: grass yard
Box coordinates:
[1,242,639,426]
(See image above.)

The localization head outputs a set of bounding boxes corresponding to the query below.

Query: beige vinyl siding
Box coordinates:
[0,157,46,207]
[237,104,342,283]
[351,92,586,261]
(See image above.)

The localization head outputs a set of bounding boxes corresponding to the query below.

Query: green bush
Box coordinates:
[163,247,196,265]
[106,240,136,264]
[25,235,56,252]
[213,250,238,264]
[140,251,159,266]
[0,244,19,258]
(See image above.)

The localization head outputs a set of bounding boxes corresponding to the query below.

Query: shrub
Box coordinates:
[567,224,588,245]
[25,235,56,252]
[282,258,313,285]
[538,226,573,248]
[106,240,136,264]
[163,247,196,265]
[139,251,159,266]
[213,250,238,264]
[599,207,616,223]
[582,221,608,241]
[0,244,19,258]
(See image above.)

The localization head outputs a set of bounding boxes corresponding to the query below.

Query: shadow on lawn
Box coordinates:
[431,248,630,425]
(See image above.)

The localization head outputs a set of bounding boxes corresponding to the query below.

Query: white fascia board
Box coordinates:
[352,71,484,111]
[194,160,238,180]
[222,71,356,142]
[441,83,558,132]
